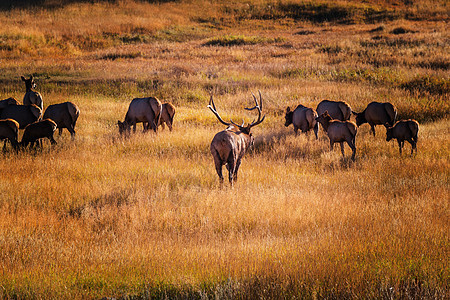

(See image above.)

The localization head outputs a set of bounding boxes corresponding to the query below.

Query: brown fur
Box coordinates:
[352,101,397,136]
[118,97,162,136]
[285,104,318,139]
[208,93,265,186]
[316,100,352,122]
[0,104,42,129]
[0,119,19,151]
[316,111,358,161]
[21,75,43,110]
[20,119,57,149]
[158,102,176,131]
[386,119,419,155]
[43,102,80,139]
[0,97,20,109]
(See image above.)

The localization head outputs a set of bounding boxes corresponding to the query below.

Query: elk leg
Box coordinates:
[67,125,76,140]
[233,159,242,183]
[213,155,224,184]
[313,123,319,139]
[370,124,376,136]
[226,156,236,185]
[294,126,298,136]
[49,134,57,145]
[150,121,157,132]
[340,142,345,158]
[59,128,63,136]
[407,138,415,155]
[347,139,356,161]
[397,140,403,154]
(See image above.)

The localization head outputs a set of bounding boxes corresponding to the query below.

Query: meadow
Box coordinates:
[0,0,448,298]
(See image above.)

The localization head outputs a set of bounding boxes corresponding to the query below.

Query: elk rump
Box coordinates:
[0,104,42,129]
[285,104,318,139]
[43,102,80,139]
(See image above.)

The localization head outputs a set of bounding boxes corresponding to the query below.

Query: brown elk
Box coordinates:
[316,111,357,161]
[21,75,43,110]
[208,92,265,186]
[352,101,397,136]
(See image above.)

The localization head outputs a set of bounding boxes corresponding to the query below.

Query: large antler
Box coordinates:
[244,90,265,128]
[208,96,231,127]
[209,92,265,130]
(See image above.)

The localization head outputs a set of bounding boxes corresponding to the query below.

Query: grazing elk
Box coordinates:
[158,102,176,131]
[386,119,419,156]
[0,104,42,129]
[352,101,397,136]
[316,111,358,161]
[208,92,265,186]
[21,75,43,110]
[316,100,352,122]
[284,104,318,139]
[20,119,57,149]
[0,119,19,151]
[118,97,162,136]
[43,102,80,139]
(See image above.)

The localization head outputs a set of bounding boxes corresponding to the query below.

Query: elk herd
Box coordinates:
[1,75,420,186]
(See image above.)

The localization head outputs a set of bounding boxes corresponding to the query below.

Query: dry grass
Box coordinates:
[0,0,449,299]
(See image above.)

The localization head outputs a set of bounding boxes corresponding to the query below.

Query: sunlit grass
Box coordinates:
[0,0,448,298]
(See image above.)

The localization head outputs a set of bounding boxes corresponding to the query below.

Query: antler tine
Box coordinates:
[245,92,260,111]
[248,90,265,128]
[208,95,231,127]
[258,90,263,110]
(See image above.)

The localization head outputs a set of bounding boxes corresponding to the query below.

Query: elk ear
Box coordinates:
[286,106,291,113]
[21,76,26,81]
[383,122,390,128]
[352,111,358,116]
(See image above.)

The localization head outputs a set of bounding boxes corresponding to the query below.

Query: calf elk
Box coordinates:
[316,111,358,161]
[209,92,265,186]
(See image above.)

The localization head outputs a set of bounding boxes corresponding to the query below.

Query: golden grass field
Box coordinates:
[0,0,448,298]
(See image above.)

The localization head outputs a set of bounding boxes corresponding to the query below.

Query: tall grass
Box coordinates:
[0,0,448,298]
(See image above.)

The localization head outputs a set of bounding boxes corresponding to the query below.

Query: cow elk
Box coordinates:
[0,104,42,129]
[208,92,265,186]
[43,102,80,139]
[316,100,352,122]
[20,119,57,149]
[285,104,318,139]
[352,101,397,136]
[386,119,419,156]
[316,111,358,161]
[22,75,43,110]
[118,97,162,136]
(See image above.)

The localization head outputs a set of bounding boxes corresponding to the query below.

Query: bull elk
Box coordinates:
[208,91,265,186]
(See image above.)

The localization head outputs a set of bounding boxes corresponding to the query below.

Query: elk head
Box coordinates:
[21,75,36,92]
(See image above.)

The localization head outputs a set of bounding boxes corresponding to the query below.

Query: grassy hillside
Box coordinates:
[0,0,448,299]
